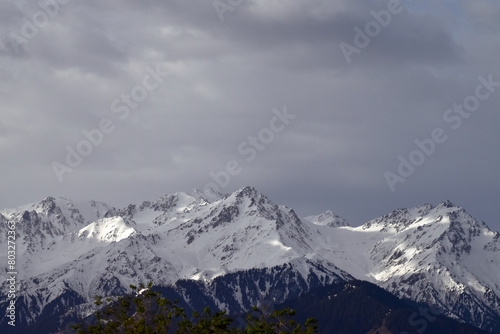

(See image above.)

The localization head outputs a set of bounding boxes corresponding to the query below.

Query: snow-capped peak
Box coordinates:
[77,217,136,242]
[437,199,455,208]
[303,210,349,227]
[190,187,226,203]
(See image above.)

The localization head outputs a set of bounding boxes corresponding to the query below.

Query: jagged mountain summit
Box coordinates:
[0,187,499,333]
[303,210,349,227]
[320,200,500,332]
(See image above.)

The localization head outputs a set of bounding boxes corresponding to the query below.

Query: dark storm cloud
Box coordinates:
[0,0,499,232]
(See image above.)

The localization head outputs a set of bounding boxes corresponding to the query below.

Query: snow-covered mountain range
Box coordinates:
[0,186,499,332]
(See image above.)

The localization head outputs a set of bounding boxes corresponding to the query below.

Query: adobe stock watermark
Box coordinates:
[339,0,406,64]
[385,74,499,192]
[0,0,75,55]
[212,0,245,22]
[399,305,441,334]
[5,220,17,327]
[203,106,296,194]
[51,64,169,182]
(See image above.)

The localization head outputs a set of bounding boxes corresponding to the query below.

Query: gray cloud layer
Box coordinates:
[1,0,499,230]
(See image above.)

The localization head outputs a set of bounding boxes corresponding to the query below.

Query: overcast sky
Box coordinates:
[1,0,499,231]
